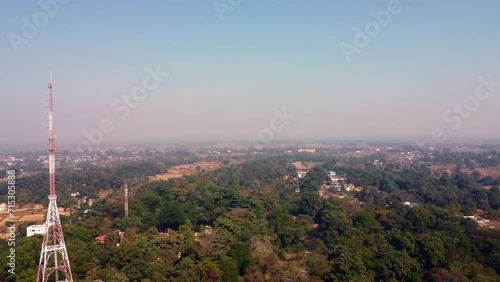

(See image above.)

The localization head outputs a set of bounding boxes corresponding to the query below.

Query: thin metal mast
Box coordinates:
[37,73,74,282]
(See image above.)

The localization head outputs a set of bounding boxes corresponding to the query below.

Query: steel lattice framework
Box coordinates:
[37,73,73,282]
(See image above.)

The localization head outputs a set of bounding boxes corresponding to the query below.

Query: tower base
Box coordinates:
[36,197,73,282]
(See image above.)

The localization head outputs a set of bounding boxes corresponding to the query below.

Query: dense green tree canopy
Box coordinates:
[2,151,500,281]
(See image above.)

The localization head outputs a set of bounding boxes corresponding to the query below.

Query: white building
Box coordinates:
[27,225,45,237]
[464,216,490,227]
[297,171,308,179]
[403,202,419,208]
[329,171,345,182]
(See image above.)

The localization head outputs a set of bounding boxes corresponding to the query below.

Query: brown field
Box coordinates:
[473,167,500,178]
[98,188,113,198]
[489,219,500,229]
[292,161,322,170]
[15,204,44,212]
[149,161,223,182]
[450,147,491,153]
[18,213,45,221]
[431,164,500,178]
[0,204,72,239]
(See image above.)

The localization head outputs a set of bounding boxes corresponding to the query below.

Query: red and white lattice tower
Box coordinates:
[37,72,73,282]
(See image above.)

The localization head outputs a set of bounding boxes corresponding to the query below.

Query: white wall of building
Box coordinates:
[27,225,45,237]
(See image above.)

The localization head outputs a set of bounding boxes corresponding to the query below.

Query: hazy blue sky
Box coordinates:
[1,1,499,148]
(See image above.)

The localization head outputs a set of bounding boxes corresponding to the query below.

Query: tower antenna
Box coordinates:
[124,183,129,218]
[37,72,74,282]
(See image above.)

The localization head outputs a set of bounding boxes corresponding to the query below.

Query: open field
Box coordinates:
[98,188,113,198]
[431,164,500,178]
[450,147,492,153]
[489,219,500,229]
[0,204,72,239]
[292,162,322,170]
[149,161,223,182]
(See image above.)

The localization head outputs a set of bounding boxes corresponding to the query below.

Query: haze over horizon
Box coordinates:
[1,1,499,148]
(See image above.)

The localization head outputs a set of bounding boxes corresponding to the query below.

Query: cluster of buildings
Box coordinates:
[297,148,316,153]
[70,192,94,207]
[294,167,363,197]
[0,148,163,175]
[0,157,24,166]
[464,215,491,228]
[403,201,419,208]
[94,230,126,245]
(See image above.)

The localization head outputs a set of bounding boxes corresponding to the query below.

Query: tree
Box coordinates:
[170,257,200,282]
[328,245,372,282]
[353,210,377,230]
[408,206,436,233]
[159,202,194,230]
[416,232,445,268]
[232,242,251,275]
[373,244,422,281]
[218,257,239,282]
[67,240,98,279]
[104,230,120,249]
[298,190,321,216]
[305,254,330,280]
[201,258,223,282]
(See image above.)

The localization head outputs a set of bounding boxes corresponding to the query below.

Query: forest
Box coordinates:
[1,151,500,281]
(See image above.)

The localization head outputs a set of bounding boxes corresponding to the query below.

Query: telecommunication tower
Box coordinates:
[124,183,129,218]
[37,72,74,282]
